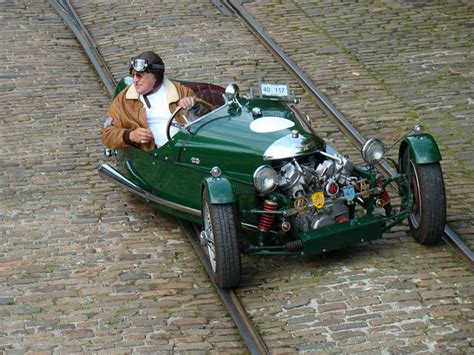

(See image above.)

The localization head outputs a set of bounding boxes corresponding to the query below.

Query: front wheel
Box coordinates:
[402,150,446,244]
[201,189,241,288]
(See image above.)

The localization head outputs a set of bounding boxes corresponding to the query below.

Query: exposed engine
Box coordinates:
[276,149,358,232]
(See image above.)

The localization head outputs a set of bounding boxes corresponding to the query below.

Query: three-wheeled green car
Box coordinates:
[99,78,446,288]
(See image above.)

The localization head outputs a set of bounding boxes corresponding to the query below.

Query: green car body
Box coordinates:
[99,79,446,287]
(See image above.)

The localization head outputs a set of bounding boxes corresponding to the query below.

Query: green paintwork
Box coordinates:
[181,99,325,182]
[104,80,443,257]
[301,215,383,256]
[117,95,325,214]
[203,176,235,204]
[399,133,442,164]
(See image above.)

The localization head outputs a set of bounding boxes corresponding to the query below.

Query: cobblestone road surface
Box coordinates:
[1,0,473,353]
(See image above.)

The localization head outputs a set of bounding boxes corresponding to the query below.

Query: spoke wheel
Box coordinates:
[201,189,241,288]
[402,149,446,244]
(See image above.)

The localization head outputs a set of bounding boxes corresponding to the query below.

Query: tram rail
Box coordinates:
[180,222,270,355]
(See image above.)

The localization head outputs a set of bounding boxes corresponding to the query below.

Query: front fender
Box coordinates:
[202,176,235,204]
[399,133,442,164]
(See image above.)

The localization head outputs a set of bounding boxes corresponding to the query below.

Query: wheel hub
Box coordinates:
[199,230,210,246]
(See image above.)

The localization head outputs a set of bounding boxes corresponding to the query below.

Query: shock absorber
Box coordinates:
[376,177,392,216]
[258,200,278,233]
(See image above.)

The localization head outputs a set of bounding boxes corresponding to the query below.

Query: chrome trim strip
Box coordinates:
[147,193,201,217]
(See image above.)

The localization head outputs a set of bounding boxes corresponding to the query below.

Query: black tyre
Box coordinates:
[201,189,241,288]
[402,150,446,244]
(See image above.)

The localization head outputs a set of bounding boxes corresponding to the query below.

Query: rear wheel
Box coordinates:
[402,150,446,244]
[201,189,241,288]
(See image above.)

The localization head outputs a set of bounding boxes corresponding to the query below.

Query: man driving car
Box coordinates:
[101,51,195,151]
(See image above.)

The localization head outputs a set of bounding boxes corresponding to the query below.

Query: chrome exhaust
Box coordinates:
[98,163,201,217]
[98,163,147,199]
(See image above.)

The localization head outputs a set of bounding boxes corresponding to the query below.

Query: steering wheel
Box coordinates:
[165,106,185,141]
[165,98,216,140]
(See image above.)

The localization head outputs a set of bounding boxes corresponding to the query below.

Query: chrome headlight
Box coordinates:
[361,138,385,165]
[253,165,278,194]
[412,124,424,134]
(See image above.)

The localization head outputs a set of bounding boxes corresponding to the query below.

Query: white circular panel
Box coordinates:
[250,116,295,133]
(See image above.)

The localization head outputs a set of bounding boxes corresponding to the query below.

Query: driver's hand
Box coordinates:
[130,127,153,144]
[178,96,195,110]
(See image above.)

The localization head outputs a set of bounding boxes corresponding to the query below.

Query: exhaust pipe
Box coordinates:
[98,163,147,199]
[98,163,201,217]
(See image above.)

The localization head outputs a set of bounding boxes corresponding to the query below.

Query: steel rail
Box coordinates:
[48,0,116,97]
[443,228,474,268]
[49,1,271,352]
[180,221,270,355]
[223,0,473,265]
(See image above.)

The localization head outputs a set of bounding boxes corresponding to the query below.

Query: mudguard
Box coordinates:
[399,133,442,164]
[202,176,235,204]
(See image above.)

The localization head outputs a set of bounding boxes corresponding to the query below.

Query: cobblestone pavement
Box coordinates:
[0,0,472,353]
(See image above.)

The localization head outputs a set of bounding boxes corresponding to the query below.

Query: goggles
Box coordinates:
[129,58,165,73]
